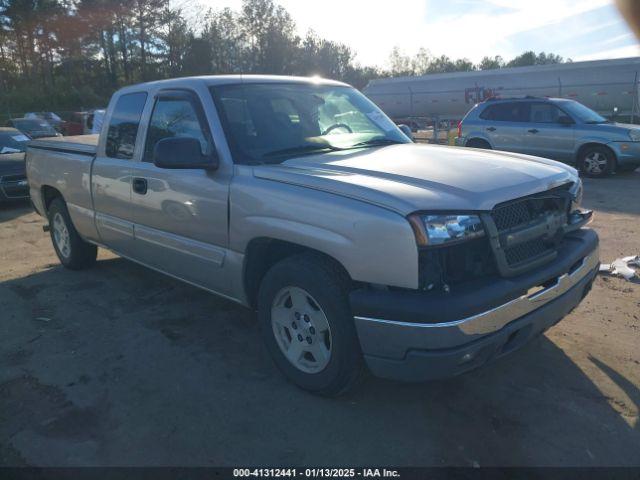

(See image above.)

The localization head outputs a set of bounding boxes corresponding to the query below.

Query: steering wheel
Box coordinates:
[322,123,353,135]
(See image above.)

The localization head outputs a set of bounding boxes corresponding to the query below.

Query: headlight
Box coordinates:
[408,213,485,247]
[628,129,640,142]
[569,178,583,210]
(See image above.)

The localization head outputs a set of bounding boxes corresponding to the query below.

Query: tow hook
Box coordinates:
[43,224,50,232]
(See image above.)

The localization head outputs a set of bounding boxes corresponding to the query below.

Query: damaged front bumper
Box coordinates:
[350,229,599,382]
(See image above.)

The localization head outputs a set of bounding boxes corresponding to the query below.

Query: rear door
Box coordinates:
[128,89,232,294]
[92,92,147,255]
[521,102,575,161]
[479,102,529,153]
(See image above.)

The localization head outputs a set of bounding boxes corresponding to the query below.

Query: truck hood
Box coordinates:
[253,144,577,215]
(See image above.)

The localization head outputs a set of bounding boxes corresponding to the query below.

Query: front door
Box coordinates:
[521,102,575,161]
[129,89,232,295]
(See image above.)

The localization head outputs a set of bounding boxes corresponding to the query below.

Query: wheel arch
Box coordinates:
[243,237,352,310]
[575,142,617,165]
[41,185,65,212]
[465,136,492,148]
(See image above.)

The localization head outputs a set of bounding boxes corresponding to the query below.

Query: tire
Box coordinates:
[578,145,614,178]
[257,253,365,396]
[466,138,491,149]
[48,197,97,270]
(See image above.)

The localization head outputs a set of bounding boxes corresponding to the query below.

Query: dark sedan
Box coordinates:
[6,118,61,139]
[0,128,29,202]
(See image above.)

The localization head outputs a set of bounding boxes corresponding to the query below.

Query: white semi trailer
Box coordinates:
[364,57,640,125]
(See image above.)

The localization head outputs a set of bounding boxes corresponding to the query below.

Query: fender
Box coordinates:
[230,173,420,290]
[573,136,618,161]
[464,130,493,148]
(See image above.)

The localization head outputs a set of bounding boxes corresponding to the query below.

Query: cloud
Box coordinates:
[193,0,634,67]
[574,43,640,61]
[417,0,615,63]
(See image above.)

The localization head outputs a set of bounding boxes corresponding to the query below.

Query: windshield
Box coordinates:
[13,119,56,133]
[561,101,608,124]
[210,83,410,164]
[0,131,29,154]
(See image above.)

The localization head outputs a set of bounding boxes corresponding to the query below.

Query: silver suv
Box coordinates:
[457,97,640,177]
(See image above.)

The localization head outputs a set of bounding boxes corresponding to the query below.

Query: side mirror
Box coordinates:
[558,115,573,126]
[153,136,218,170]
[398,124,414,141]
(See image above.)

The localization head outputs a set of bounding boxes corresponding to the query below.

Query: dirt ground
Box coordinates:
[0,171,639,467]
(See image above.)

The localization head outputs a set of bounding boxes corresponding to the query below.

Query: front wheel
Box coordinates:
[578,146,614,178]
[257,254,364,396]
[48,197,97,269]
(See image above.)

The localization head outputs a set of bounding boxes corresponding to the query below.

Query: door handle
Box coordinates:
[486,127,496,132]
[528,129,539,134]
[132,177,148,195]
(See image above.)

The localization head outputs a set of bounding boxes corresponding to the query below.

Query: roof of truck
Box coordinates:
[117,75,349,94]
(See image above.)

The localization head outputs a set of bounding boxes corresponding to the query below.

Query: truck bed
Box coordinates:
[29,134,98,156]
[26,134,99,240]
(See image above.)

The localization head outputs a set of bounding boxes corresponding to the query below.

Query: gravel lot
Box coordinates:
[1,171,639,467]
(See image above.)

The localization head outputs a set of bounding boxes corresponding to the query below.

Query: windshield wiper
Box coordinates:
[263,144,343,159]
[349,138,406,148]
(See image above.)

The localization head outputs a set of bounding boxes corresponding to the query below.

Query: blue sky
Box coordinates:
[202,0,640,67]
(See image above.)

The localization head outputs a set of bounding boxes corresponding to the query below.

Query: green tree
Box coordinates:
[160,7,191,77]
[506,50,568,68]
[297,30,353,79]
[239,0,298,74]
[388,46,412,75]
[201,7,243,73]
[478,55,504,70]
[411,47,431,75]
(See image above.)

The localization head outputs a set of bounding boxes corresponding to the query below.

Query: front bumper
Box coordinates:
[0,175,30,202]
[608,141,640,168]
[350,229,599,382]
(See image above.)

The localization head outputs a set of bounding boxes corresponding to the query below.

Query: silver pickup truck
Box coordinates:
[26,75,599,395]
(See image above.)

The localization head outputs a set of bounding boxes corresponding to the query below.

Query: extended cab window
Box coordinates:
[480,102,529,122]
[105,92,147,159]
[143,95,212,162]
[529,103,564,123]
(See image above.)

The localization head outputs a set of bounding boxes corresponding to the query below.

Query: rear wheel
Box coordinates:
[578,145,614,178]
[466,138,491,149]
[48,197,97,269]
[257,254,364,396]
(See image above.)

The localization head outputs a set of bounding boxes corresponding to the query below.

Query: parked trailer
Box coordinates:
[364,57,640,125]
